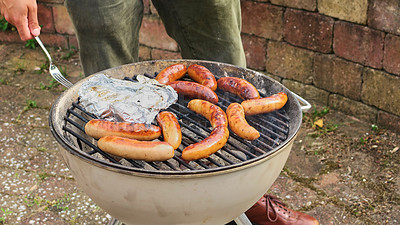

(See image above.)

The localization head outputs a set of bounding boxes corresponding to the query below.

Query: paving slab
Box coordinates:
[0,43,399,225]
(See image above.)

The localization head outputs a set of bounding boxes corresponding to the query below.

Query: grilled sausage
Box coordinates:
[98,136,174,162]
[181,126,229,161]
[155,63,187,84]
[241,92,288,116]
[85,119,161,141]
[187,64,217,91]
[227,103,260,140]
[156,111,182,150]
[168,81,218,104]
[217,77,260,100]
[187,99,227,128]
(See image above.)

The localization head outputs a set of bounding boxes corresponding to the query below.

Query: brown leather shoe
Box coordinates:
[245,194,319,225]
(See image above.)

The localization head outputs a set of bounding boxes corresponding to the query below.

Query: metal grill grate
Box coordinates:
[61,76,290,173]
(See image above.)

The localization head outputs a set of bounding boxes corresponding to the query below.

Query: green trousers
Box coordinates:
[65,0,246,75]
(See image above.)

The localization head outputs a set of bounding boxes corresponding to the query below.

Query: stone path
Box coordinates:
[0,43,399,225]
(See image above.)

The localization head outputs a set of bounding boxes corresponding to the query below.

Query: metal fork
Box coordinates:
[34,36,74,88]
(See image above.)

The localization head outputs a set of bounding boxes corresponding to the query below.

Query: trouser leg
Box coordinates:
[151,0,246,67]
[65,0,144,75]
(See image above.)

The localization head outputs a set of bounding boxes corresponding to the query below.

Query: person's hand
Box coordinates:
[0,0,40,41]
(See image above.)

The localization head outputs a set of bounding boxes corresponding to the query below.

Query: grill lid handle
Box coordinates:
[290,91,311,112]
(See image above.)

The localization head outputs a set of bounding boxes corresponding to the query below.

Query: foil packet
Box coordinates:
[78,74,178,124]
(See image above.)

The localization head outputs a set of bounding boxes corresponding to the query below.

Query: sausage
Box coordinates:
[98,136,174,162]
[156,111,182,150]
[226,103,260,140]
[168,81,218,104]
[85,119,161,141]
[241,92,288,116]
[181,126,229,161]
[187,99,227,128]
[187,64,218,91]
[217,77,260,100]
[155,63,187,84]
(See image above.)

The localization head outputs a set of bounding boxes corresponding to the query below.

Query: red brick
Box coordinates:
[38,33,69,48]
[139,16,178,51]
[37,3,55,33]
[53,5,75,35]
[151,49,181,60]
[143,0,151,14]
[361,68,400,116]
[377,111,400,133]
[270,0,316,11]
[0,31,24,44]
[68,35,78,49]
[368,0,400,35]
[314,54,363,100]
[266,41,314,83]
[241,1,284,40]
[284,9,334,53]
[333,21,384,69]
[383,34,400,76]
[139,46,151,61]
[242,34,267,70]
[149,1,158,15]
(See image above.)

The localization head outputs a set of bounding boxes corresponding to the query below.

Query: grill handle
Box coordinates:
[290,91,311,112]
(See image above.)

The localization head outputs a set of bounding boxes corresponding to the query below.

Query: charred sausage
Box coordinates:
[241,92,288,116]
[168,81,218,104]
[85,119,161,141]
[217,77,260,100]
[187,64,218,91]
[156,111,182,150]
[187,99,227,128]
[98,136,174,162]
[155,63,187,84]
[181,126,229,161]
[227,103,260,140]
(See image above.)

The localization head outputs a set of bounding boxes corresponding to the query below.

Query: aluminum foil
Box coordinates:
[78,74,177,124]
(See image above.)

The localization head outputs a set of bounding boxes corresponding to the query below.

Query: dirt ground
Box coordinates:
[0,43,399,224]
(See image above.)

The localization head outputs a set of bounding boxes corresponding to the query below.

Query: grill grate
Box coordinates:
[61,76,290,172]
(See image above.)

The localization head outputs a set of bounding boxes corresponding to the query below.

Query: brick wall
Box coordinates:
[0,0,399,132]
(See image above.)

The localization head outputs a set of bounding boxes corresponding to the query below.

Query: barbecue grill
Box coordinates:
[49,60,309,225]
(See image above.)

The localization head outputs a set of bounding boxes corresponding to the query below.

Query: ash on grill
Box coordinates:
[62,74,290,173]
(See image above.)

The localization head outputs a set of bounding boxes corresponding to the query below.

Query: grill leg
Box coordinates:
[233,213,253,225]
[108,218,124,225]
[108,215,252,225]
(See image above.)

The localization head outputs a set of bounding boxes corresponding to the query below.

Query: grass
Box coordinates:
[39,66,69,90]
[15,99,38,121]
[61,46,77,60]
[0,208,13,224]
[25,39,37,49]
[304,105,340,137]
[24,193,70,212]
[0,18,14,31]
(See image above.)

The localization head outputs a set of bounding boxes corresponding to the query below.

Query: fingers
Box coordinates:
[1,0,40,41]
[27,3,40,37]
[15,17,33,41]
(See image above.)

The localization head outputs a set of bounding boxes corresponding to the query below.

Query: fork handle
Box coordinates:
[34,36,53,64]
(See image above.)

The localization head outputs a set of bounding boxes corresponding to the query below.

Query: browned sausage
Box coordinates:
[181,126,229,161]
[155,63,187,84]
[98,136,174,162]
[187,64,218,91]
[85,119,161,141]
[187,99,227,128]
[168,81,218,104]
[241,92,288,116]
[226,103,260,140]
[217,77,260,100]
[156,111,182,150]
